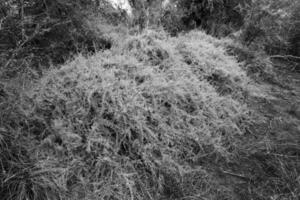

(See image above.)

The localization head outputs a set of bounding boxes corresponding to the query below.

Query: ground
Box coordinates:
[219,59,300,199]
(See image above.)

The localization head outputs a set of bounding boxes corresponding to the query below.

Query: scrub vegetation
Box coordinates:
[1,0,299,200]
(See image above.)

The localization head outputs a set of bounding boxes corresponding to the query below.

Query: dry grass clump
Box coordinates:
[2,29,299,200]
[123,30,253,101]
[5,29,298,200]
[0,131,62,200]
[0,84,64,200]
[17,30,253,199]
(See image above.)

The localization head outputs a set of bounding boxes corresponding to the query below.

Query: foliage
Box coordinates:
[0,82,64,200]
[240,0,300,55]
[0,0,122,79]
[1,1,300,199]
[161,0,247,36]
[157,0,300,57]
[128,0,165,32]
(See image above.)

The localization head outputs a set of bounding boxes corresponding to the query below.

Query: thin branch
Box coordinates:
[3,24,41,69]
[20,0,25,40]
[2,20,71,70]
[270,55,300,62]
[221,171,252,181]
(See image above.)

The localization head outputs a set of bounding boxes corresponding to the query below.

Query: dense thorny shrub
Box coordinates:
[0,0,120,78]
[158,0,300,58]
[240,0,298,54]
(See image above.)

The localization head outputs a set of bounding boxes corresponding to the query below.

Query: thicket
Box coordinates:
[1,0,298,77]
[159,0,300,57]
[0,30,256,199]
[1,1,300,200]
[240,0,300,55]
[2,28,299,200]
[0,0,128,79]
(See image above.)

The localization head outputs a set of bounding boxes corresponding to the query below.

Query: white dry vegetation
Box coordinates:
[27,30,255,199]
[2,29,280,200]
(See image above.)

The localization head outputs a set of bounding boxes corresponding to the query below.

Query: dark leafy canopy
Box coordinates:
[240,0,300,55]
[165,0,248,36]
[160,0,299,56]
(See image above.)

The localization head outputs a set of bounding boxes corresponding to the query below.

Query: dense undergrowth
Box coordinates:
[1,28,299,200]
[0,0,128,80]
[1,0,300,199]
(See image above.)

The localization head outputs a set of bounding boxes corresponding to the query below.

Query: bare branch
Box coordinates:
[270,55,300,62]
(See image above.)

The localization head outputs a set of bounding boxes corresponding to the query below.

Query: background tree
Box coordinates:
[128,0,164,31]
